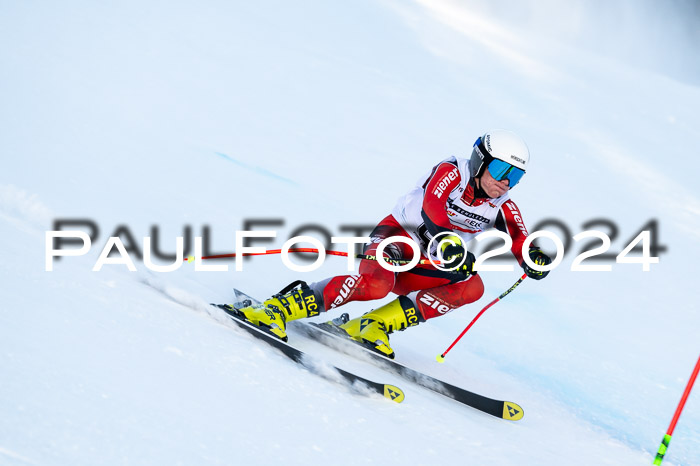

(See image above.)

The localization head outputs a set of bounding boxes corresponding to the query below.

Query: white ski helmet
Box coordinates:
[469,129,530,187]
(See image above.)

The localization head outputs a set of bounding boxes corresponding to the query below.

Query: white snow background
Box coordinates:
[1,0,699,464]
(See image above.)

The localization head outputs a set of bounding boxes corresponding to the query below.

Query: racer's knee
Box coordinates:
[412,275,484,320]
[364,276,394,300]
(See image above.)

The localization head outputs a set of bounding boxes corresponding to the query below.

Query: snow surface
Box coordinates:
[1,1,699,464]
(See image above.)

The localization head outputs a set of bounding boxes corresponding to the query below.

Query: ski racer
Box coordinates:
[228,129,552,358]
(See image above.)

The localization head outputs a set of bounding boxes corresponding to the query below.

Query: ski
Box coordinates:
[231,288,522,420]
[295,321,523,420]
[212,302,405,404]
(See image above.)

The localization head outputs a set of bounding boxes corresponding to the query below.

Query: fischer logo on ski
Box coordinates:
[214,292,404,405]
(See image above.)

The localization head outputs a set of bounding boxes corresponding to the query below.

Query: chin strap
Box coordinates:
[466,177,490,205]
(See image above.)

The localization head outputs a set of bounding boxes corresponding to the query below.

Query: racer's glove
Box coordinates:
[522,246,552,280]
[440,235,476,277]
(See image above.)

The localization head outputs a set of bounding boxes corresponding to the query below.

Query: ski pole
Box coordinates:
[184,248,442,266]
[437,273,527,363]
[653,354,700,465]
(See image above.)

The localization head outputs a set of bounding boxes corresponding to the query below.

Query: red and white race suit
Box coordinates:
[312,156,531,321]
[392,156,529,264]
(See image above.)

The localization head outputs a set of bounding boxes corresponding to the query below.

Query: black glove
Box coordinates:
[440,235,476,277]
[456,250,476,277]
[522,246,552,280]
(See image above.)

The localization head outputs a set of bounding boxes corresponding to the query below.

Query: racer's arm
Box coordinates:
[420,161,461,236]
[494,200,529,264]
[420,162,475,275]
[495,200,551,279]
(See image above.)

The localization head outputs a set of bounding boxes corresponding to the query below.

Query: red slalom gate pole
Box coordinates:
[183,248,441,265]
[184,248,338,261]
[653,354,700,465]
[436,274,527,363]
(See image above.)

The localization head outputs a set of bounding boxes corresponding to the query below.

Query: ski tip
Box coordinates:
[384,384,405,403]
[503,401,524,421]
[436,354,445,363]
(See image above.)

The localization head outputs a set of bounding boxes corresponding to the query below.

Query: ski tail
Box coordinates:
[215,300,404,404]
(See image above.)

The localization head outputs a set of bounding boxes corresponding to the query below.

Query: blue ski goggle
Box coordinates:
[487,159,525,187]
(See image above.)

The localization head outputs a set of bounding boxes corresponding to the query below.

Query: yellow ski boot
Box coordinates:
[338,296,424,359]
[234,281,321,341]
